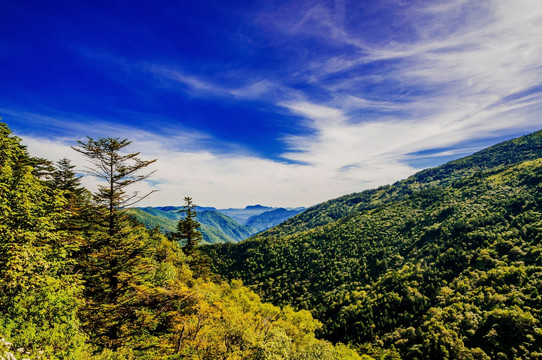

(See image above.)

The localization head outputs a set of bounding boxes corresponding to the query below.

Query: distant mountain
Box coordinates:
[203,130,542,359]
[218,205,275,225]
[198,210,255,243]
[126,204,305,244]
[246,207,305,232]
[124,207,254,244]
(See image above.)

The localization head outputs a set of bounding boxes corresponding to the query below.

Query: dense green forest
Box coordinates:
[204,131,542,359]
[3,119,542,359]
[0,123,362,360]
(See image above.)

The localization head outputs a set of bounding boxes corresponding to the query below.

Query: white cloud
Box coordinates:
[20,122,417,209]
[13,1,542,209]
[267,0,542,167]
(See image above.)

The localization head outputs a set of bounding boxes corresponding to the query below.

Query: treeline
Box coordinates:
[0,123,363,360]
[252,130,542,241]
[204,131,542,359]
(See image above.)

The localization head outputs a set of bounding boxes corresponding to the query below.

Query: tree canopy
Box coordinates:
[0,122,362,360]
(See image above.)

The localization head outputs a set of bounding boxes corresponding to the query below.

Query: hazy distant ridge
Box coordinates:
[125,204,305,244]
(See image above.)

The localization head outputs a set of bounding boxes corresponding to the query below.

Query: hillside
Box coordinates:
[255,130,542,240]
[198,210,256,243]
[124,207,256,244]
[203,131,542,359]
[126,205,305,243]
[246,207,305,232]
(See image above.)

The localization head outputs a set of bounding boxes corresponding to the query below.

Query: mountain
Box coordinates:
[124,207,255,244]
[198,210,255,243]
[246,207,305,232]
[126,204,305,244]
[217,205,276,225]
[255,130,542,241]
[203,130,542,359]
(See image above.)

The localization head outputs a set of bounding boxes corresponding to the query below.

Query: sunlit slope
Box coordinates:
[254,130,542,240]
[204,131,542,358]
[124,208,256,244]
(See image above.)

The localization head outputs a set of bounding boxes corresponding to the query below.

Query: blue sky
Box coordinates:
[2,0,542,207]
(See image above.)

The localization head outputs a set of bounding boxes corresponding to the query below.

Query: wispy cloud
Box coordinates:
[8,0,542,208]
[77,50,293,103]
[265,0,542,159]
[21,127,413,208]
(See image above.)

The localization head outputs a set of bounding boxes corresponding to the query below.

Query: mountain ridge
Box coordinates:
[203,129,542,359]
[125,204,305,244]
[253,129,542,241]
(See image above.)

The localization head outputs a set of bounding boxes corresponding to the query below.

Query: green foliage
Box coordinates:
[204,132,542,359]
[0,122,362,359]
[0,123,88,358]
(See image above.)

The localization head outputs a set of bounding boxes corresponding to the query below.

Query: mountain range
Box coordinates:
[124,205,305,244]
[203,130,542,359]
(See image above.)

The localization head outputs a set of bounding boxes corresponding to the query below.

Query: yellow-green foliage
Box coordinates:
[0,123,364,360]
[205,131,542,360]
[81,222,362,359]
[0,123,88,359]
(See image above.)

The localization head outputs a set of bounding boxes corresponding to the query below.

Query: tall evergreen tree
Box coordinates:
[53,157,83,193]
[175,196,203,257]
[72,137,157,236]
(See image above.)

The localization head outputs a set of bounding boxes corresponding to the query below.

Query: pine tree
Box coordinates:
[71,137,165,349]
[175,196,203,257]
[72,137,157,236]
[53,157,83,192]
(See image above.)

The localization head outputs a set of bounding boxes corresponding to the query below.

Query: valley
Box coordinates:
[125,205,305,243]
[203,130,542,359]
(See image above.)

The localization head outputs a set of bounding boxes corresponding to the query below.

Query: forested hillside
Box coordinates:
[124,207,256,244]
[125,205,304,244]
[0,123,362,360]
[254,130,542,240]
[204,131,542,359]
[246,208,305,232]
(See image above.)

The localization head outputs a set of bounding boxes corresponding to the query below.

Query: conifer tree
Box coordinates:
[72,137,157,236]
[175,196,203,257]
[53,157,83,193]
[71,137,159,347]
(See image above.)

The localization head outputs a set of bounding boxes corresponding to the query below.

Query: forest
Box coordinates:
[3,119,542,360]
[204,130,542,360]
[0,123,363,360]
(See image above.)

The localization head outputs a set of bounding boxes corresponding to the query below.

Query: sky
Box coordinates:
[1,0,542,208]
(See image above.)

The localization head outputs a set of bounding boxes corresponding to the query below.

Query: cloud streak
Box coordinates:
[6,0,542,209]
[21,128,415,209]
[265,0,542,165]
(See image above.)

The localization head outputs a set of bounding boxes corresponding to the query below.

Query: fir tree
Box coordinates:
[175,196,203,257]
[52,157,83,193]
[72,137,157,236]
